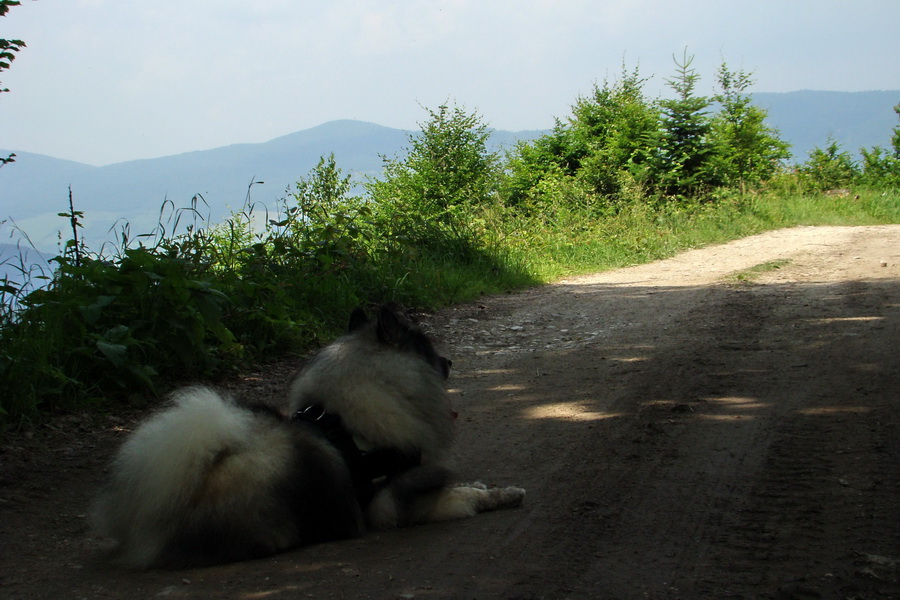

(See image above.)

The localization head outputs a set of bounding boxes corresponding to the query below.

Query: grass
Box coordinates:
[1,184,898,428]
[726,260,792,284]
[506,188,900,284]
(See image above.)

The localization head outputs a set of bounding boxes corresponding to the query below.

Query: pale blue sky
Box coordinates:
[1,0,898,166]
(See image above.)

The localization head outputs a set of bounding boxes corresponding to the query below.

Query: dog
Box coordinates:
[90,305,525,569]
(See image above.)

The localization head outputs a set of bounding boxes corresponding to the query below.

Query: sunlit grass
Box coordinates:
[726,259,792,283]
[505,187,899,285]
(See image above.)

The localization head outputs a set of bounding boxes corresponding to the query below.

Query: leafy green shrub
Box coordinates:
[568,66,658,200]
[503,65,659,209]
[367,102,499,264]
[504,55,791,207]
[858,102,900,188]
[706,64,792,192]
[501,123,579,209]
[799,139,860,191]
[859,146,900,187]
[4,240,237,413]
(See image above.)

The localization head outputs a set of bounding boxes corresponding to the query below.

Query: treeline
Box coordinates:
[503,55,899,207]
[1,54,899,425]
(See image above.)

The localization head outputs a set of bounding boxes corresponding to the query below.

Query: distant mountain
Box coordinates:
[752,90,898,160]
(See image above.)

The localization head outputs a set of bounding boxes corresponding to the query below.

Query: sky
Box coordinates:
[1,0,898,167]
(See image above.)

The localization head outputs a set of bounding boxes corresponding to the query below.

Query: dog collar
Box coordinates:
[291,405,422,505]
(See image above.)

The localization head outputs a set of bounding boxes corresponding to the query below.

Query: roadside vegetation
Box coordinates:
[2,52,899,427]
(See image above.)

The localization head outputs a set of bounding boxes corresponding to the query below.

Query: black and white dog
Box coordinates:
[91,305,525,568]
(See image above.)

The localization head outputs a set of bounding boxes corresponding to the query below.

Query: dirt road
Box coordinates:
[2,225,899,599]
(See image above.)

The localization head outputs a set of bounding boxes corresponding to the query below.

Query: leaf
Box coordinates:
[96,340,128,367]
[126,363,158,391]
[79,295,117,324]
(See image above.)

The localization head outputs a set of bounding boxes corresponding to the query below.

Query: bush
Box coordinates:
[799,139,860,191]
[503,65,658,209]
[705,64,792,192]
[858,102,900,188]
[367,102,499,263]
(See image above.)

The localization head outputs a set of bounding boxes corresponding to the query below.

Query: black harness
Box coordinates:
[291,405,421,506]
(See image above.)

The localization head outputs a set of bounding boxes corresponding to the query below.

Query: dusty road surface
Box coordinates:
[2,225,899,599]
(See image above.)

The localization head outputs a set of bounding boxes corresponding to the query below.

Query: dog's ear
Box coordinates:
[374,305,451,379]
[438,356,452,380]
[375,305,408,345]
[348,307,369,332]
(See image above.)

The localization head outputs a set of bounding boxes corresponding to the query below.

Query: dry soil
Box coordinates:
[2,225,899,599]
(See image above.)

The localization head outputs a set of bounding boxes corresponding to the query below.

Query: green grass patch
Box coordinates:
[726,259,792,284]
[506,187,900,285]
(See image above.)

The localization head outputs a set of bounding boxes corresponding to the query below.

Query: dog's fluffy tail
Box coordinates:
[91,387,361,569]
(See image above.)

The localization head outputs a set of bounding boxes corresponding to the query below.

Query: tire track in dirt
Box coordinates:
[693,276,900,600]
[432,226,900,599]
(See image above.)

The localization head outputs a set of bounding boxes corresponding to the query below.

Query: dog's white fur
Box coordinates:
[287,329,455,463]
[91,388,356,568]
[287,311,524,530]
[367,482,526,530]
[91,306,524,569]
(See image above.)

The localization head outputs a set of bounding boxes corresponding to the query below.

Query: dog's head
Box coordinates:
[348,305,452,381]
[289,304,458,455]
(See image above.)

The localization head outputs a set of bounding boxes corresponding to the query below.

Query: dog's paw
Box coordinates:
[464,484,525,513]
[456,481,488,490]
[492,486,526,509]
[410,484,526,523]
